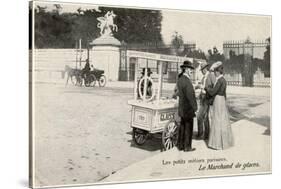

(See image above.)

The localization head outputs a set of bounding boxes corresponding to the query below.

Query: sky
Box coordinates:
[43,2,100,13]
[161,10,271,52]
[36,2,271,53]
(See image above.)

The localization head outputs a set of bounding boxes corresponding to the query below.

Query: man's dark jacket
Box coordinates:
[177,75,198,119]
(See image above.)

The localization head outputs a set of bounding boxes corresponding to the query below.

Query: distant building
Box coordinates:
[223,38,269,59]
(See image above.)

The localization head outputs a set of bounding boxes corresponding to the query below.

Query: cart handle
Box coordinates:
[138,77,155,102]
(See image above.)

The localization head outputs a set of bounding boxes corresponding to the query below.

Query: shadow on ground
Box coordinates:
[248,116,271,135]
[228,105,247,122]
[126,131,164,152]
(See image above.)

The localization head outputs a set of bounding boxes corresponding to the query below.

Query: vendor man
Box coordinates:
[196,61,216,140]
[177,60,198,152]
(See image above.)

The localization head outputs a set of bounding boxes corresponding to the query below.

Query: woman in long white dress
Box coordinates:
[206,62,234,150]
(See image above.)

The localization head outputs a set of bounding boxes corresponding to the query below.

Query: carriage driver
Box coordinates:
[82,58,91,79]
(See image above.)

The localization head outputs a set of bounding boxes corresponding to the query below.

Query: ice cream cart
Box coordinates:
[127,50,194,150]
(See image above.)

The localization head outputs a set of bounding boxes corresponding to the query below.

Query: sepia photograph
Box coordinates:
[29,0,271,188]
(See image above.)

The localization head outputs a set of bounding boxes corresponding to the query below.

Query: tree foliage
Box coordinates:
[224,50,244,73]
[263,37,270,77]
[207,47,225,63]
[171,31,184,51]
[103,7,163,44]
[188,49,206,60]
[170,31,206,59]
[32,5,163,48]
[34,5,76,48]
[180,47,206,60]
[223,49,266,77]
[223,37,271,77]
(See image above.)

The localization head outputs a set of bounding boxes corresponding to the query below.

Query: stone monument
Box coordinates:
[90,11,121,81]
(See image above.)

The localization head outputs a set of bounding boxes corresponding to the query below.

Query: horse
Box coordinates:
[97,11,118,36]
[64,65,82,86]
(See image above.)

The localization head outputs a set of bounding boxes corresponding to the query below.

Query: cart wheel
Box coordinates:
[162,120,179,150]
[98,75,107,87]
[132,128,148,145]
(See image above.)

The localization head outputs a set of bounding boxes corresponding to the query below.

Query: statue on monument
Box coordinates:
[97,11,118,37]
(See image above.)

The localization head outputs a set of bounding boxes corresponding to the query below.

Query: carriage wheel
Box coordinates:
[132,128,148,145]
[77,76,83,86]
[85,74,96,87]
[98,75,107,87]
[162,120,179,151]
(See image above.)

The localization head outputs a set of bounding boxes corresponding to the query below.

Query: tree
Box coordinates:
[263,37,270,77]
[171,31,184,55]
[99,7,163,44]
[33,5,164,48]
[180,46,206,60]
[71,8,101,48]
[224,52,244,74]
[34,5,75,48]
[207,47,225,64]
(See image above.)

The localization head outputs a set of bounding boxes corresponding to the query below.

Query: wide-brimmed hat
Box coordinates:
[200,62,209,71]
[180,60,194,69]
[210,61,223,71]
[141,68,153,74]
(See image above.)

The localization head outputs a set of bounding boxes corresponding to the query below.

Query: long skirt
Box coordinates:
[208,95,234,150]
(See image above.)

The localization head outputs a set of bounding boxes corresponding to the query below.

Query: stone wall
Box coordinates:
[32,49,88,70]
[30,49,88,83]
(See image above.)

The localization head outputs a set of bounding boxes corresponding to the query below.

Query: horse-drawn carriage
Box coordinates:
[65,65,107,87]
[127,51,194,150]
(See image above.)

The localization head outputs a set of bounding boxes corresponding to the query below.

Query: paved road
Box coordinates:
[32,83,270,188]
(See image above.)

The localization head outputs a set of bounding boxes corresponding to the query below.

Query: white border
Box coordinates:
[1,0,280,189]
